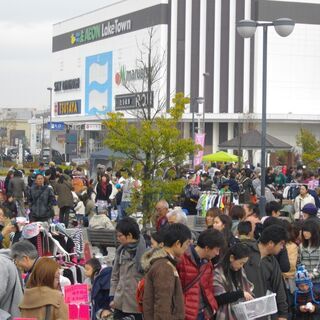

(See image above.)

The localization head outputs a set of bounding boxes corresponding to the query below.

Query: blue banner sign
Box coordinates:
[48,122,65,131]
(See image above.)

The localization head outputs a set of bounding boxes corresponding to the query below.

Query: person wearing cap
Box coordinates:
[294,265,320,319]
[302,203,320,229]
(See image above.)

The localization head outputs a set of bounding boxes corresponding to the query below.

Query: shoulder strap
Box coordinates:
[45,304,51,320]
[183,267,206,293]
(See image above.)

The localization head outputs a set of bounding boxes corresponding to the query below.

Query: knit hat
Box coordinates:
[295,265,312,288]
[302,203,318,216]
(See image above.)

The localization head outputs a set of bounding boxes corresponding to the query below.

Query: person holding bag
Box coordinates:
[213,243,253,320]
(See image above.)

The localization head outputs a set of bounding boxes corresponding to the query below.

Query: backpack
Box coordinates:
[136,277,145,313]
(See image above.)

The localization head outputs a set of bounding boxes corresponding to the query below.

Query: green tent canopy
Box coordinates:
[202,151,239,163]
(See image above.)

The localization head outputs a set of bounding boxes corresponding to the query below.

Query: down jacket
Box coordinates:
[177,245,217,320]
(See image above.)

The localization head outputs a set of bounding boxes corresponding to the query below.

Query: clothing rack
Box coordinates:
[196,190,236,216]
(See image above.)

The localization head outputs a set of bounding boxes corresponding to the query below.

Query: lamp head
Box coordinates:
[196,97,205,105]
[273,18,295,37]
[237,20,257,38]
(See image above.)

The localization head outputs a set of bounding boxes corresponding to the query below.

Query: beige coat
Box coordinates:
[19,286,68,320]
[283,242,298,279]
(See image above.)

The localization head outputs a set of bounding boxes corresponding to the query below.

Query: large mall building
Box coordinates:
[41,0,320,162]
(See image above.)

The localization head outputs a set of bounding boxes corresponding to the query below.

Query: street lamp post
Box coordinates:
[40,116,44,160]
[237,18,295,216]
[47,87,53,161]
[202,72,210,134]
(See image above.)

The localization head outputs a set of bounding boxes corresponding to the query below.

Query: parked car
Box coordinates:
[5,147,33,162]
[40,148,64,165]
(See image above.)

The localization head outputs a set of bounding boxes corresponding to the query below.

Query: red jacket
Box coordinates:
[177,246,218,320]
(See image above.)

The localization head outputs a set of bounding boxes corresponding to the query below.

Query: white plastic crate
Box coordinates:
[232,293,277,320]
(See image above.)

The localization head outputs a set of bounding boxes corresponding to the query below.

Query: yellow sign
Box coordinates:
[57,100,81,115]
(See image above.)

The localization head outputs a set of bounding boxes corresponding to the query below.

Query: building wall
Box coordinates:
[49,0,320,160]
[52,0,168,121]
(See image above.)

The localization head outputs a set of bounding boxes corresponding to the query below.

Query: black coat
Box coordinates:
[28,185,56,221]
[96,183,112,203]
[243,240,288,319]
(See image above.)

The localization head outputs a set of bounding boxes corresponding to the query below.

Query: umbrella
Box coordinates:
[202,151,238,162]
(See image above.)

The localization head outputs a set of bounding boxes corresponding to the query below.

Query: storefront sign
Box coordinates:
[70,17,131,46]
[57,100,81,115]
[115,91,154,110]
[52,4,169,52]
[115,66,149,86]
[84,123,101,131]
[54,78,80,92]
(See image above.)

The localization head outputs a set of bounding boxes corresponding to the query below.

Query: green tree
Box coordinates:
[103,93,199,223]
[296,128,320,170]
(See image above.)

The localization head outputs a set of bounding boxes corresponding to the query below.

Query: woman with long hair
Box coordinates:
[299,220,320,292]
[214,243,254,319]
[85,258,113,320]
[230,205,246,235]
[19,257,68,319]
[213,214,238,248]
[96,175,113,217]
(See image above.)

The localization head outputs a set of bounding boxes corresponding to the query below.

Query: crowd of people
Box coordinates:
[0,161,319,319]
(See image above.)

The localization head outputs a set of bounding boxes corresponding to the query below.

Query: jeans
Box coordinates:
[59,206,70,227]
[119,201,130,220]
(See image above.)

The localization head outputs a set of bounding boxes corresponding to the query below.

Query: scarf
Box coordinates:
[101,181,107,195]
[119,235,146,273]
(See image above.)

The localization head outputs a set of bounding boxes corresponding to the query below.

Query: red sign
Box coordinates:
[64,284,89,304]
[68,304,90,320]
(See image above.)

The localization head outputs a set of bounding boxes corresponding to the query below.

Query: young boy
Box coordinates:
[294,265,320,319]
[142,223,192,320]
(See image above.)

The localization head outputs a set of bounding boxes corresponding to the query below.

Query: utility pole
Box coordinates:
[47,87,53,161]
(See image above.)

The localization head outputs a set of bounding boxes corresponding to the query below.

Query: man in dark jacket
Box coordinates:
[244,224,288,320]
[28,174,56,222]
[177,229,225,320]
[8,170,26,216]
[143,223,192,320]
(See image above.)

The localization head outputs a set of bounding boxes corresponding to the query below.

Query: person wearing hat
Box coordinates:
[294,265,320,319]
[302,203,320,230]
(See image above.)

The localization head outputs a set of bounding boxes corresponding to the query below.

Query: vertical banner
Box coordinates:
[194,133,206,166]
